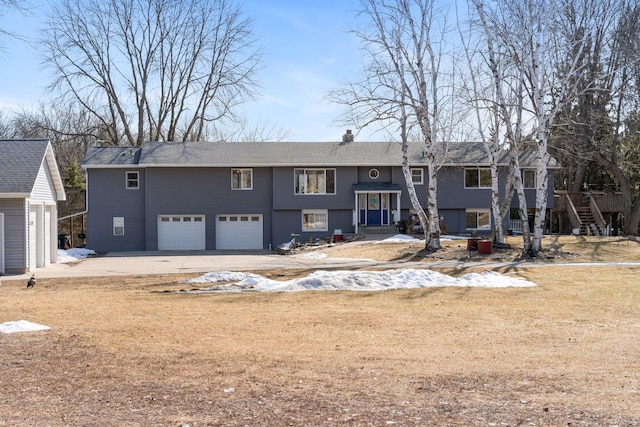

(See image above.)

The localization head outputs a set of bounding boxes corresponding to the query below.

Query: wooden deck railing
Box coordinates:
[553,191,623,213]
[589,194,607,232]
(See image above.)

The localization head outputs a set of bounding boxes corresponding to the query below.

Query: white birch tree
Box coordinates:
[471,0,609,253]
[332,0,461,250]
[467,1,532,250]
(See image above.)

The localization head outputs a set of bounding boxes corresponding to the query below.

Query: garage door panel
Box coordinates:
[216,215,262,250]
[158,215,205,250]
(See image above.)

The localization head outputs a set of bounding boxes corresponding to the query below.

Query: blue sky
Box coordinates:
[0,0,375,142]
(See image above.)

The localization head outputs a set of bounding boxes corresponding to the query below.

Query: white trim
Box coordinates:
[113,217,125,236]
[294,168,336,195]
[465,208,491,230]
[302,209,328,232]
[410,168,424,185]
[464,167,492,189]
[126,171,139,190]
[231,168,253,190]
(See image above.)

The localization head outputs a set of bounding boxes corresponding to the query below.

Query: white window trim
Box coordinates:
[302,209,328,232]
[113,217,125,236]
[464,167,491,189]
[126,171,139,190]
[231,168,253,190]
[465,209,491,230]
[411,168,424,185]
[294,168,336,195]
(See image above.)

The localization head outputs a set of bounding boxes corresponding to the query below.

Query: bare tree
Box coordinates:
[466,1,533,251]
[217,118,292,142]
[332,0,461,251]
[587,3,640,234]
[0,0,26,50]
[459,12,511,244]
[41,0,261,146]
[470,0,616,253]
[11,103,102,187]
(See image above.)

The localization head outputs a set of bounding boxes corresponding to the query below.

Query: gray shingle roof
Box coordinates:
[0,139,49,194]
[81,140,558,168]
[81,146,142,166]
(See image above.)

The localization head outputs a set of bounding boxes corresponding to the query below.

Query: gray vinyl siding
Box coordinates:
[390,167,428,210]
[85,168,146,252]
[0,198,26,272]
[83,156,556,251]
[358,166,392,182]
[145,167,273,250]
[273,167,356,210]
[271,167,356,245]
[272,209,353,247]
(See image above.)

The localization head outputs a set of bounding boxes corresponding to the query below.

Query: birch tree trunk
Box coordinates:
[399,98,429,241]
[331,0,449,250]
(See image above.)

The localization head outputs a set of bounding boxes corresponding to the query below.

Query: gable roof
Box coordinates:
[0,139,66,200]
[81,140,559,169]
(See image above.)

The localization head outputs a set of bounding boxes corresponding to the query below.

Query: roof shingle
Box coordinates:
[0,139,50,194]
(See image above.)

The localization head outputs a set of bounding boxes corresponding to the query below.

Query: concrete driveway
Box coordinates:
[2,248,388,281]
[7,236,633,282]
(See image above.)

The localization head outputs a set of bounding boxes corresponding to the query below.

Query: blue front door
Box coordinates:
[367,193,381,225]
[359,192,390,226]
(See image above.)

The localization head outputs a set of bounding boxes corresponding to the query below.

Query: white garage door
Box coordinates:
[158,215,206,250]
[216,214,263,250]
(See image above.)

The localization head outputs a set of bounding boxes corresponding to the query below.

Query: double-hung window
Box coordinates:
[411,168,424,184]
[126,171,139,189]
[232,169,253,190]
[465,167,491,188]
[302,209,328,231]
[294,169,335,194]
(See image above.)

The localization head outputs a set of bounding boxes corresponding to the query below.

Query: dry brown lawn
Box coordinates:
[1,235,640,426]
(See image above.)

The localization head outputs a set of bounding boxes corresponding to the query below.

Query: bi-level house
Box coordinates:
[80,137,556,252]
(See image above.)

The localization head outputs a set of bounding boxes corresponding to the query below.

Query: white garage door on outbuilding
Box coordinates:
[158,215,206,250]
[216,214,263,250]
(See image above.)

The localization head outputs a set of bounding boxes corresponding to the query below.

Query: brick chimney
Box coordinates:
[341,129,354,144]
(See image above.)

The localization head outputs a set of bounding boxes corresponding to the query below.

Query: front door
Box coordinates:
[360,193,389,226]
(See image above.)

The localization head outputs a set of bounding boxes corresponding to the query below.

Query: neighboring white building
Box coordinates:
[0,139,66,274]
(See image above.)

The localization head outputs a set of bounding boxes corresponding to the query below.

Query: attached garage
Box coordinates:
[158,215,206,250]
[216,214,263,250]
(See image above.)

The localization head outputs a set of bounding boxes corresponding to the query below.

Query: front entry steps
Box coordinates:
[361,225,397,234]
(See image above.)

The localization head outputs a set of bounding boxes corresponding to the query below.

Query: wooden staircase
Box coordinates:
[576,209,601,236]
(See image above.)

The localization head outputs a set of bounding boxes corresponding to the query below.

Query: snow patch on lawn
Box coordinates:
[0,320,50,334]
[185,269,536,293]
